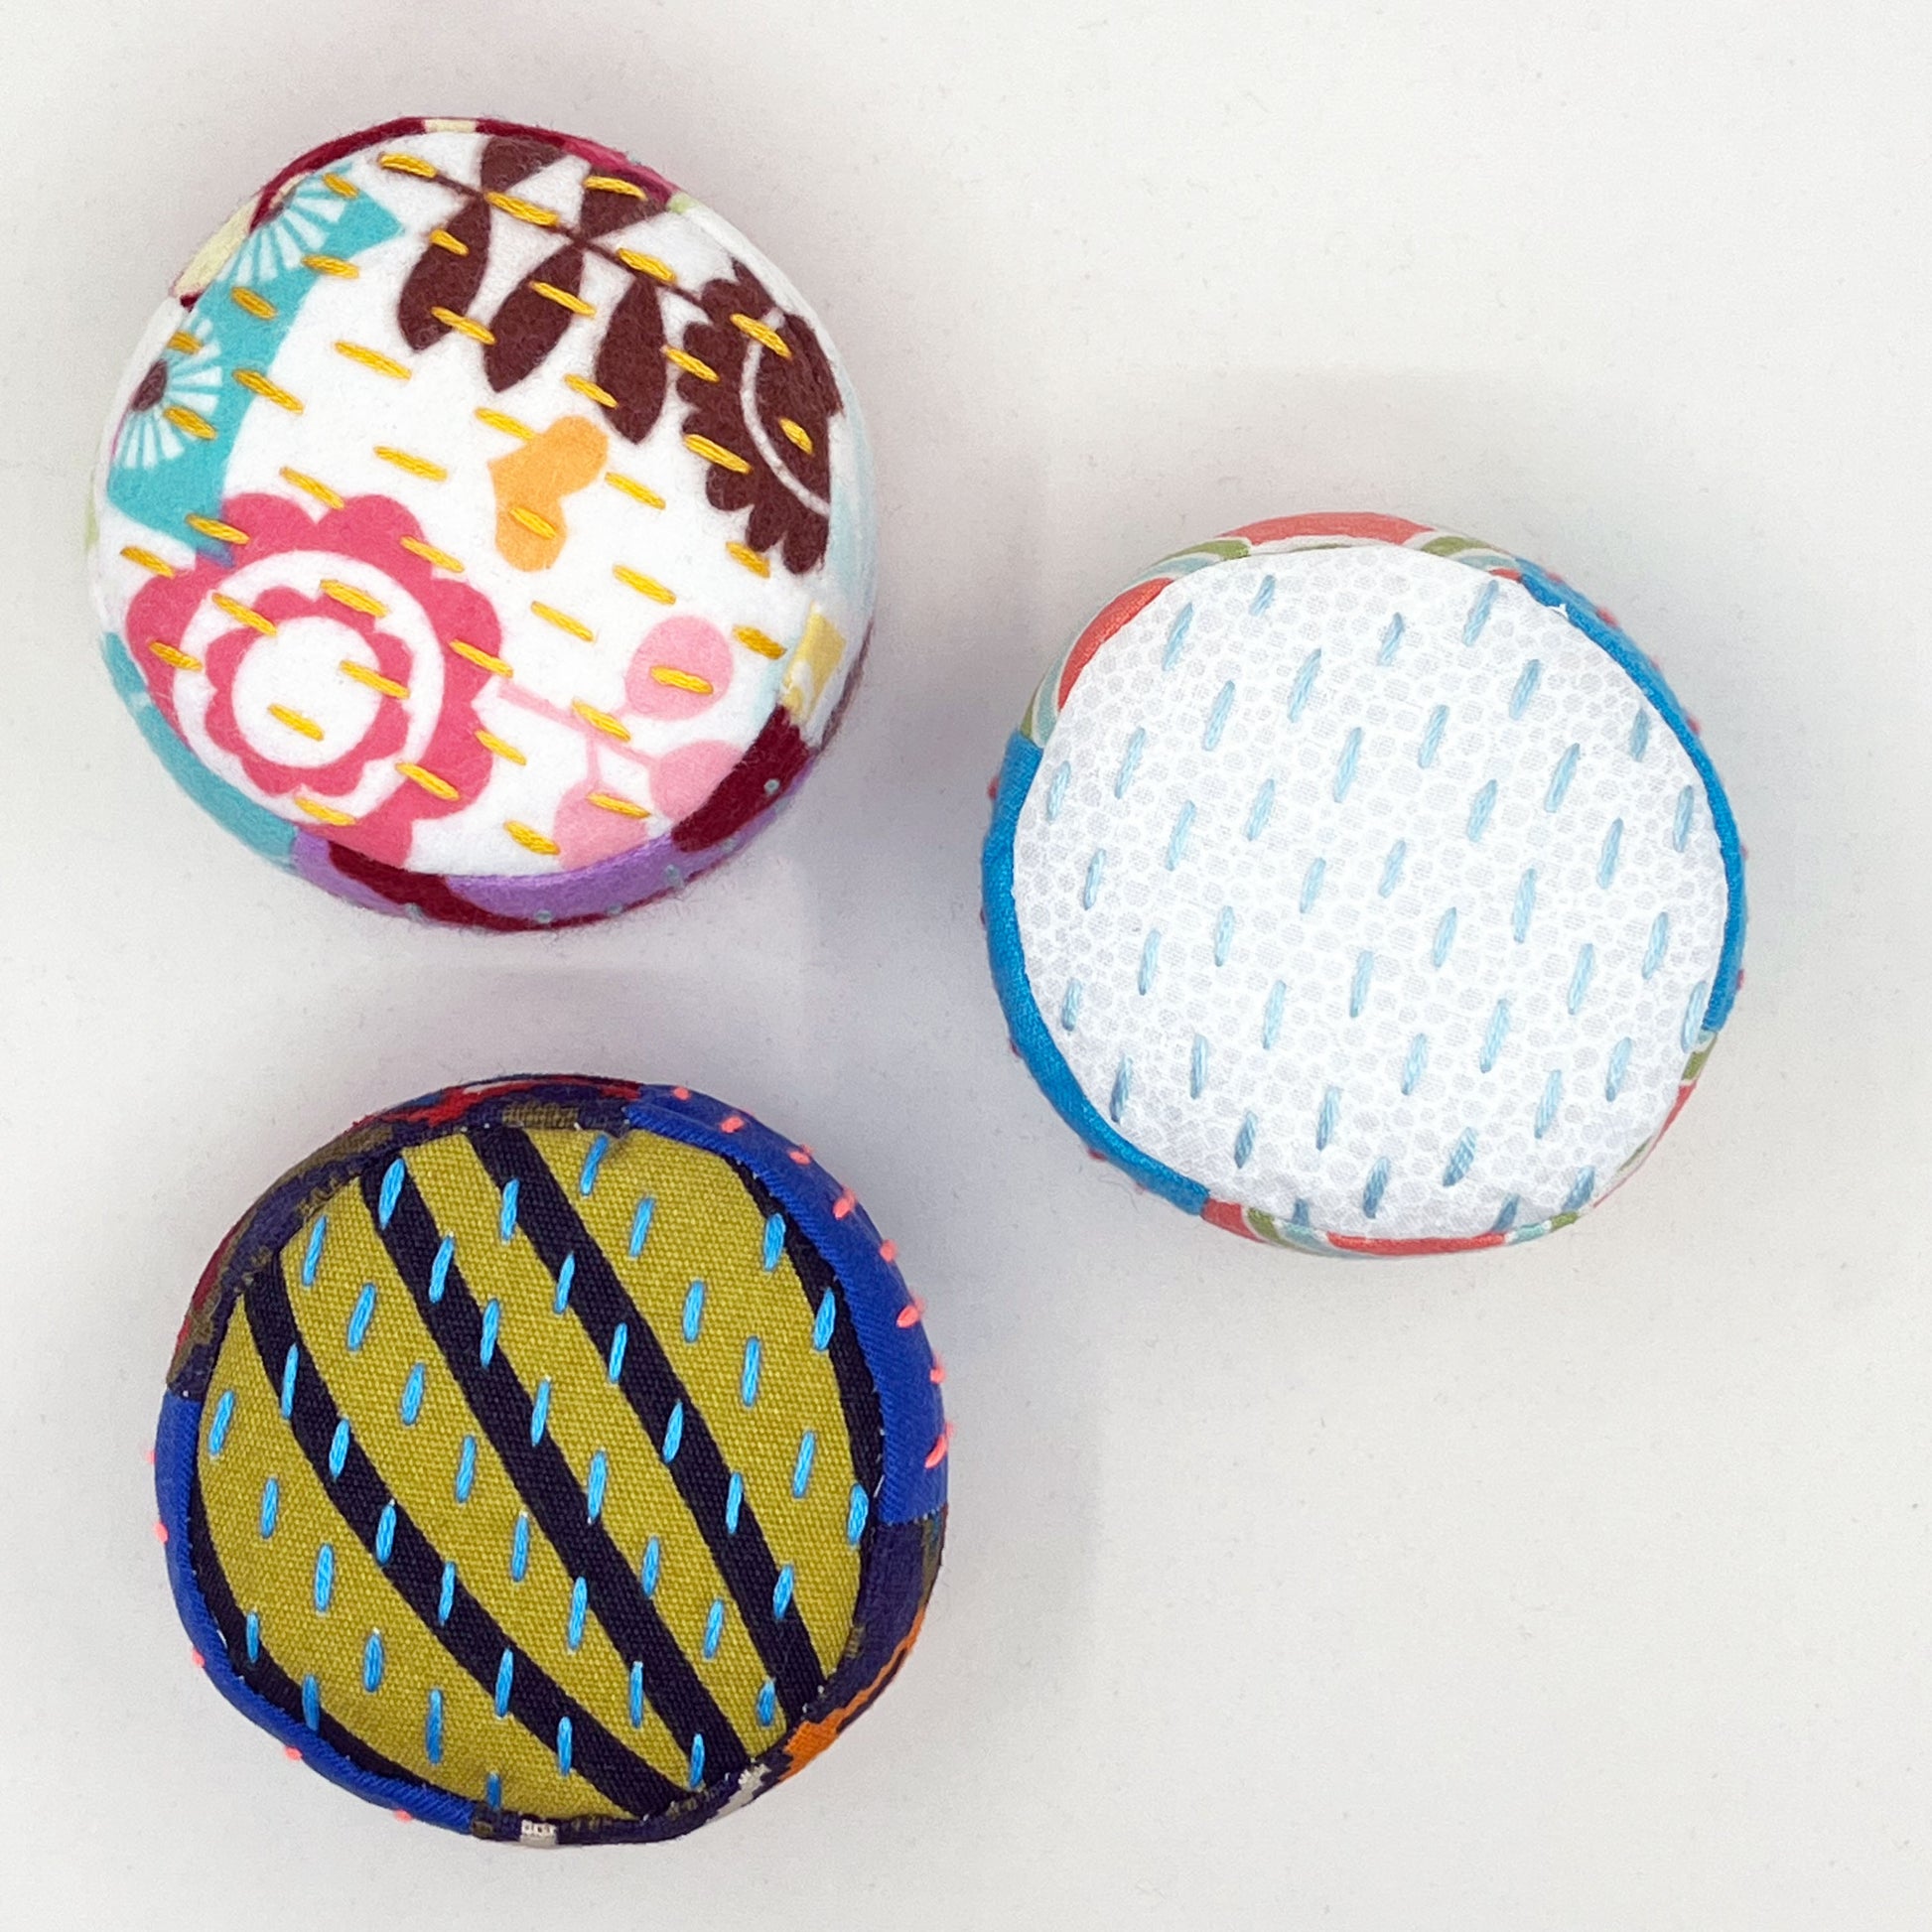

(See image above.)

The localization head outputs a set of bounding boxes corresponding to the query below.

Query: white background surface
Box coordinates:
[1,4,1927,1926]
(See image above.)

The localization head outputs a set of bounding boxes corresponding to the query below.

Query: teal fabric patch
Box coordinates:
[101,631,297,863]
[105,176,402,546]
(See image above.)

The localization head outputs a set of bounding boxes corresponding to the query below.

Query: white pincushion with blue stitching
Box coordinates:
[982,512,1746,1255]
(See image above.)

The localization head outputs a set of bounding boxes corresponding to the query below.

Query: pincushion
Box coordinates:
[983,513,1746,1254]
[155,1077,945,1843]
[90,117,874,928]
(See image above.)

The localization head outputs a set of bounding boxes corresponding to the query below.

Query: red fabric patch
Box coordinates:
[1057,579,1172,711]
[1227,510,1431,547]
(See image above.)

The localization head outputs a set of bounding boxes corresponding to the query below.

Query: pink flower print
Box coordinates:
[125,493,497,868]
[500,615,742,866]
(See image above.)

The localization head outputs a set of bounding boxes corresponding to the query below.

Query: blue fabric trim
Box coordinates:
[621,1091,946,1526]
[1513,564,1747,1032]
[101,632,297,865]
[982,733,1211,1217]
[153,1391,478,1837]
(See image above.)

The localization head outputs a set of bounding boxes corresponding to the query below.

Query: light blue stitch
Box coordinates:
[1512,869,1537,942]
[1462,579,1499,644]
[1333,726,1364,802]
[1189,1035,1209,1099]
[1478,999,1511,1072]
[1605,1036,1633,1101]
[479,1298,500,1367]
[1401,1034,1430,1095]
[377,1158,404,1230]
[487,1770,504,1809]
[773,1564,796,1617]
[1262,980,1286,1048]
[1545,744,1581,811]
[1233,1113,1258,1169]
[529,1378,552,1446]
[1300,856,1326,913]
[792,1431,817,1498]
[761,1215,785,1272]
[1509,659,1542,718]
[662,1400,683,1461]
[741,1337,761,1407]
[1467,779,1498,842]
[1597,819,1624,889]
[455,1437,477,1503]
[1419,703,1448,767]
[758,1681,777,1726]
[578,1134,610,1196]
[1535,1070,1563,1139]
[1203,682,1235,752]
[1163,605,1194,670]
[688,1734,706,1790]
[346,1283,376,1352]
[1060,979,1082,1031]
[494,1649,514,1717]
[847,1483,870,1544]
[1362,1158,1390,1219]
[1350,950,1376,1019]
[1442,1130,1477,1186]
[1628,708,1651,760]
[437,1561,456,1624]
[301,1218,327,1288]
[726,1472,743,1532]
[511,1512,531,1582]
[328,1419,349,1480]
[588,1449,609,1522]
[375,1501,396,1566]
[1379,840,1408,897]
[1432,907,1457,968]
[1082,848,1106,909]
[1315,1085,1341,1152]
[703,1599,726,1659]
[245,1611,260,1662]
[681,1279,705,1344]
[303,1675,320,1730]
[208,1389,236,1455]
[1109,1056,1133,1123]
[1378,613,1405,664]
[609,1322,629,1382]
[629,1665,645,1729]
[1562,1169,1596,1214]
[1138,930,1162,995]
[1114,728,1145,798]
[314,1543,335,1613]
[429,1234,453,1305]
[640,1535,661,1595]
[1288,649,1322,721]
[1673,785,1695,851]
[1642,911,1670,979]
[1250,575,1277,616]
[1245,779,1276,841]
[279,1344,297,1419]
[1569,943,1596,1014]
[1491,1195,1521,1234]
[557,1717,574,1777]
[812,1291,836,1350]
[363,1631,384,1694]
[1213,905,1236,966]
[497,1178,519,1244]
[619,1200,653,1266]
[1166,801,1195,869]
[1681,981,1709,1050]
[1045,761,1071,821]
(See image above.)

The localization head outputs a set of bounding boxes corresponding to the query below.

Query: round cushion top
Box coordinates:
[984,512,1745,1255]
[90,115,875,928]
[155,1076,945,1844]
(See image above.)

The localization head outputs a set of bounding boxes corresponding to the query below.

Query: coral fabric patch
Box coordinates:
[984,518,1746,1254]
[156,1077,944,1843]
[91,118,877,927]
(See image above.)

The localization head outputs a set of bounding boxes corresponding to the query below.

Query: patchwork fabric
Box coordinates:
[983,513,1746,1255]
[156,1077,945,1843]
[91,117,877,928]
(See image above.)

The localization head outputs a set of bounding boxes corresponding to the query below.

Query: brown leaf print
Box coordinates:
[578,170,660,238]
[485,242,587,391]
[593,275,669,444]
[480,136,560,193]
[676,264,841,576]
[396,197,492,352]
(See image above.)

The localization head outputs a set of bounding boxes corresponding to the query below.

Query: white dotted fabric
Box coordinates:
[1009,547,1730,1240]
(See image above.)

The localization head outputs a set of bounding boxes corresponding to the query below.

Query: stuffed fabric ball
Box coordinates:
[155,1077,945,1844]
[983,512,1746,1255]
[90,116,875,928]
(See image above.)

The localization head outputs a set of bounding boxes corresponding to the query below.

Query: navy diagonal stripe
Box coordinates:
[361,1161,749,1777]
[239,1255,685,1819]
[468,1128,826,1720]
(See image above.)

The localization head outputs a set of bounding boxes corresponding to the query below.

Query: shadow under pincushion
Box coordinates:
[157,1077,945,1844]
